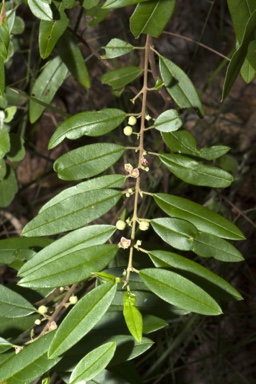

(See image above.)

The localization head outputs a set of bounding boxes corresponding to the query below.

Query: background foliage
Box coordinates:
[0,0,256,383]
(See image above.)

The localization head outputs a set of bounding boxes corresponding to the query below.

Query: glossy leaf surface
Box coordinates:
[140,268,222,315]
[151,217,198,250]
[149,250,242,301]
[29,56,69,123]
[130,0,176,38]
[159,154,233,188]
[18,244,118,288]
[123,292,143,342]
[0,285,36,318]
[102,38,134,59]
[22,189,122,236]
[159,55,205,117]
[27,0,53,21]
[103,0,150,8]
[69,342,116,383]
[154,193,245,240]
[49,109,126,148]
[48,283,117,358]
[54,143,124,180]
[154,109,182,132]
[0,332,60,384]
[101,66,142,89]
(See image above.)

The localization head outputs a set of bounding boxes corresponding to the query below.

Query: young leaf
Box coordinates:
[102,38,134,59]
[27,0,53,21]
[19,225,116,276]
[0,332,60,384]
[159,55,205,117]
[222,9,256,99]
[192,232,244,262]
[29,56,69,123]
[18,244,118,288]
[159,153,233,188]
[48,283,117,358]
[148,250,243,301]
[57,30,90,88]
[140,268,222,315]
[151,217,198,250]
[130,0,176,38]
[154,109,182,132]
[69,342,116,383]
[153,193,245,240]
[123,292,143,342]
[0,285,36,318]
[22,189,122,236]
[101,66,142,89]
[54,143,125,180]
[49,108,126,149]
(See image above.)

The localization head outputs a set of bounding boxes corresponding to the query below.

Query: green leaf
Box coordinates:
[7,133,26,162]
[101,66,142,89]
[0,58,5,96]
[18,244,118,288]
[82,0,100,9]
[29,56,69,123]
[199,145,230,160]
[227,0,256,43]
[143,314,167,334]
[0,4,10,59]
[151,217,198,250]
[103,0,150,8]
[123,292,143,342]
[69,342,116,383]
[154,109,182,132]
[40,174,125,212]
[48,283,117,358]
[159,55,205,117]
[192,232,244,262]
[0,167,18,208]
[39,17,68,59]
[0,284,35,318]
[19,224,116,276]
[0,337,12,353]
[222,9,256,99]
[27,0,53,20]
[0,332,60,384]
[0,126,10,158]
[140,268,222,315]
[241,56,256,83]
[130,0,176,38]
[22,188,122,236]
[54,143,124,180]
[159,153,233,188]
[148,250,243,301]
[153,193,245,240]
[49,108,126,149]
[0,158,6,180]
[102,38,134,59]
[4,106,17,122]
[57,30,90,88]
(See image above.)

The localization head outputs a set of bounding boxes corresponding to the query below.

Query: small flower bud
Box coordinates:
[124,163,133,172]
[128,116,137,125]
[116,219,126,230]
[47,321,57,331]
[35,319,41,325]
[123,126,133,136]
[139,220,150,231]
[145,114,151,121]
[38,305,48,315]
[69,296,78,305]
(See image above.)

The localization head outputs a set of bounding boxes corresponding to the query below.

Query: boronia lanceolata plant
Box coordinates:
[0,0,255,382]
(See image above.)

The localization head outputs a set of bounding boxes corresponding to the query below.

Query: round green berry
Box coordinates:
[139,220,150,231]
[123,126,133,136]
[69,295,78,305]
[116,219,126,230]
[128,116,137,125]
[38,305,48,315]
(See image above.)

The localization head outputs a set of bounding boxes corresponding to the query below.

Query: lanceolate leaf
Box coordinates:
[22,189,122,236]
[101,66,142,89]
[49,109,126,149]
[69,342,116,383]
[19,225,116,276]
[151,217,198,250]
[159,153,233,188]
[0,3,10,60]
[18,244,118,288]
[29,56,69,123]
[40,174,125,212]
[140,268,222,315]
[0,285,36,318]
[48,283,117,358]
[54,143,125,180]
[123,292,143,342]
[148,250,243,301]
[0,332,60,384]
[102,38,134,59]
[27,0,53,21]
[159,55,205,117]
[130,0,176,38]
[103,0,150,8]
[154,109,182,132]
[153,193,245,240]
[227,0,256,43]
[192,232,244,262]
